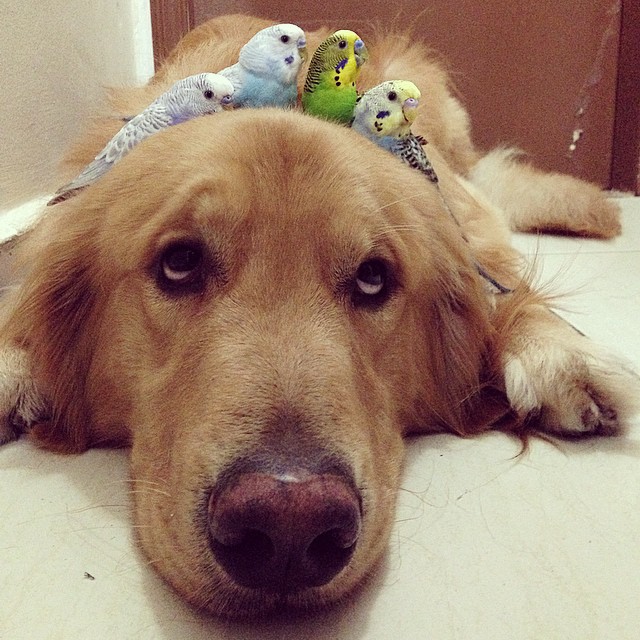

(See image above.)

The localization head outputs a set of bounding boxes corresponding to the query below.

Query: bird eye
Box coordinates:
[354,260,387,299]
[387,91,397,101]
[158,242,204,293]
[280,35,290,43]
[339,40,347,49]
[203,89,214,99]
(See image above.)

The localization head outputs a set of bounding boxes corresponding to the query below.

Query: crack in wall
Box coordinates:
[567,0,621,159]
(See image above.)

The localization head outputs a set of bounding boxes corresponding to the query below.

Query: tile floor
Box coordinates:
[1,197,639,640]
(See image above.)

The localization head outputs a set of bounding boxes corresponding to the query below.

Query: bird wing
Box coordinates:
[394,135,439,183]
[48,104,172,204]
[102,104,172,164]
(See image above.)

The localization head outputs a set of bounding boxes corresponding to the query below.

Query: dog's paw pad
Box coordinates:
[537,390,619,438]
[576,391,619,437]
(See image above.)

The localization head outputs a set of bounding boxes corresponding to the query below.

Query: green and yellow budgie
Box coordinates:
[302,30,369,124]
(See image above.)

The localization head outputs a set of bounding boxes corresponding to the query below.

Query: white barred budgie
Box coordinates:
[353,80,511,293]
[218,23,307,108]
[351,80,439,181]
[48,73,234,205]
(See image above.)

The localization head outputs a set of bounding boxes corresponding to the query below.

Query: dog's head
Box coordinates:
[10,109,501,617]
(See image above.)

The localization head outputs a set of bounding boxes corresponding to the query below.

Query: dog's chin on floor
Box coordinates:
[0,14,638,620]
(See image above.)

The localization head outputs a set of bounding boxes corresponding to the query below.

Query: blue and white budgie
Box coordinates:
[48,72,234,205]
[218,23,307,108]
[353,80,511,293]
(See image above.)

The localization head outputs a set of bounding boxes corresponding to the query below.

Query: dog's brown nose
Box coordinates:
[208,470,361,592]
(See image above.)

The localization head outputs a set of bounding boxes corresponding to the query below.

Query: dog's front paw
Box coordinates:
[504,336,639,438]
[0,346,48,445]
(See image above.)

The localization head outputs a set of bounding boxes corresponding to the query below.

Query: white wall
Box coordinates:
[0,0,153,219]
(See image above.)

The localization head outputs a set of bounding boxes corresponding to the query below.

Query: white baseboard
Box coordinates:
[0,197,49,246]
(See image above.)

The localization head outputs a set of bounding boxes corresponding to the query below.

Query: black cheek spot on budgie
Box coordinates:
[336,81,342,87]
[376,110,391,120]
[334,76,340,81]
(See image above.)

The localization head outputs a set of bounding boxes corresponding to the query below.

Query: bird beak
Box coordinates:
[221,95,235,109]
[298,44,308,63]
[402,97,419,124]
[354,39,369,67]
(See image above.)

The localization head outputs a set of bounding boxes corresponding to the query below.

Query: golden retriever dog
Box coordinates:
[0,15,637,618]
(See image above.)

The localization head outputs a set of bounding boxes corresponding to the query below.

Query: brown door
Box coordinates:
[152,0,640,192]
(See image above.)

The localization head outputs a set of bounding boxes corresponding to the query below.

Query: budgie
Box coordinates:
[302,30,369,124]
[351,80,438,180]
[353,80,511,294]
[48,73,234,205]
[218,23,307,108]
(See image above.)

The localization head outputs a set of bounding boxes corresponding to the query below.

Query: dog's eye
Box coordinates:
[355,260,386,298]
[158,242,204,292]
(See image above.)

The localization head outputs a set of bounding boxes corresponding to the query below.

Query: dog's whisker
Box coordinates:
[375,191,427,211]
[127,478,170,487]
[397,485,446,509]
[66,503,129,513]
[65,524,135,532]
[128,488,173,498]
[394,514,425,525]
[141,556,163,569]
[372,223,422,239]
[398,485,432,498]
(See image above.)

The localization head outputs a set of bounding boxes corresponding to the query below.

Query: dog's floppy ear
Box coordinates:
[423,266,512,435]
[404,190,512,437]
[6,208,102,452]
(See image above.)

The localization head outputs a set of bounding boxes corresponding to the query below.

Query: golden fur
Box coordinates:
[0,15,636,618]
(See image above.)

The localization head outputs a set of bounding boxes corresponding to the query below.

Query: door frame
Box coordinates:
[610,0,640,193]
[150,0,194,69]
